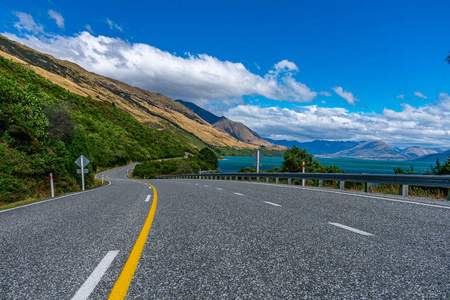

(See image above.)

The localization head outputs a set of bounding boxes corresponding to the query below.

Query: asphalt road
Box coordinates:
[1,164,449,299]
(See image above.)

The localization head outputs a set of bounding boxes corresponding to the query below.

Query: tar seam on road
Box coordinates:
[108,182,158,300]
[72,250,120,300]
[328,222,374,236]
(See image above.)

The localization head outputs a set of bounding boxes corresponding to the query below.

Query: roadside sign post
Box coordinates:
[75,155,90,191]
[50,173,54,198]
[253,150,264,173]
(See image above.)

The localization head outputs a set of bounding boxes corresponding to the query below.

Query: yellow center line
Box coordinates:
[108,181,158,300]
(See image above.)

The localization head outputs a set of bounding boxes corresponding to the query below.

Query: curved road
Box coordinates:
[1,164,449,298]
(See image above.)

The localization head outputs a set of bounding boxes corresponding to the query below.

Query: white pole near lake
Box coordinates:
[257,150,260,173]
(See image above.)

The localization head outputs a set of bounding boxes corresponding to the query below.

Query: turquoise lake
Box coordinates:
[218,156,436,174]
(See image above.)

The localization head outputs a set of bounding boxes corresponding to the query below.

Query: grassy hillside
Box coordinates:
[0,34,257,149]
[0,55,195,204]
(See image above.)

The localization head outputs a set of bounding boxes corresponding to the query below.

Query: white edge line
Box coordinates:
[264,201,282,207]
[329,222,373,236]
[145,195,151,202]
[71,250,119,300]
[0,181,112,214]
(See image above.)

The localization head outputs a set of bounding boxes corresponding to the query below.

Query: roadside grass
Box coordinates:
[0,177,106,211]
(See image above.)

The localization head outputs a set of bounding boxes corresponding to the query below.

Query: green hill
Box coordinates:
[0,55,195,204]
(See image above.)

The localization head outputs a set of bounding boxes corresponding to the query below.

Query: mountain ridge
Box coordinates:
[0,34,258,150]
[175,100,284,149]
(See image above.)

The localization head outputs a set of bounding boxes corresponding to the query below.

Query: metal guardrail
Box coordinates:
[157,172,450,199]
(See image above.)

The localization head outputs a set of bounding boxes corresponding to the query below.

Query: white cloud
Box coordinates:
[225,97,450,148]
[396,94,405,99]
[13,12,43,34]
[414,91,427,99]
[332,86,358,106]
[319,91,332,97]
[106,19,122,32]
[85,25,93,33]
[48,10,64,29]
[3,31,317,104]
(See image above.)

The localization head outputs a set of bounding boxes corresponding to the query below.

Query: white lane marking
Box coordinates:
[204,185,209,187]
[264,201,282,207]
[195,183,199,186]
[234,192,245,196]
[145,195,151,202]
[72,250,119,300]
[250,182,450,210]
[328,222,374,236]
[149,186,152,189]
[216,188,223,191]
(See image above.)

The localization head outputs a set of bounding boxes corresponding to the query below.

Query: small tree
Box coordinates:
[282,146,313,172]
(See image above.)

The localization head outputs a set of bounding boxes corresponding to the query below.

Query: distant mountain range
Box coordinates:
[176,100,284,149]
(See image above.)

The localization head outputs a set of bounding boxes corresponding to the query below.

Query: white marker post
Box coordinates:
[257,150,260,173]
[302,161,305,187]
[102,174,104,184]
[50,173,55,198]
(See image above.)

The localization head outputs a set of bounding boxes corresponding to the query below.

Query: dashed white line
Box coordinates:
[71,250,119,300]
[234,192,245,196]
[264,201,282,207]
[328,222,373,236]
[216,188,223,191]
[204,185,209,187]
[145,195,151,202]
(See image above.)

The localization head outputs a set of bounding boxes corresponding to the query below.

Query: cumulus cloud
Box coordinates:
[396,94,405,99]
[332,86,358,106]
[3,31,317,104]
[48,10,64,29]
[13,12,43,34]
[225,96,450,148]
[414,91,428,99]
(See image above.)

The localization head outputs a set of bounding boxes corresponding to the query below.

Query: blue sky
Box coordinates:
[1,0,449,149]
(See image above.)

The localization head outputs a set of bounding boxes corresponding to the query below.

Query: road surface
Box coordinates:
[1,164,449,298]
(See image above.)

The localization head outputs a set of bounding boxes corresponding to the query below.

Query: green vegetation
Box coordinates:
[212,146,285,157]
[0,56,195,204]
[132,147,218,179]
[281,146,343,173]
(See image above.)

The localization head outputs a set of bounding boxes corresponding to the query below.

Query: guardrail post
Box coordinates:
[276,178,279,184]
[339,181,345,190]
[448,188,450,200]
[399,185,409,197]
[365,182,373,193]
[288,178,292,185]
[266,178,269,183]
[256,177,260,182]
[318,180,323,188]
